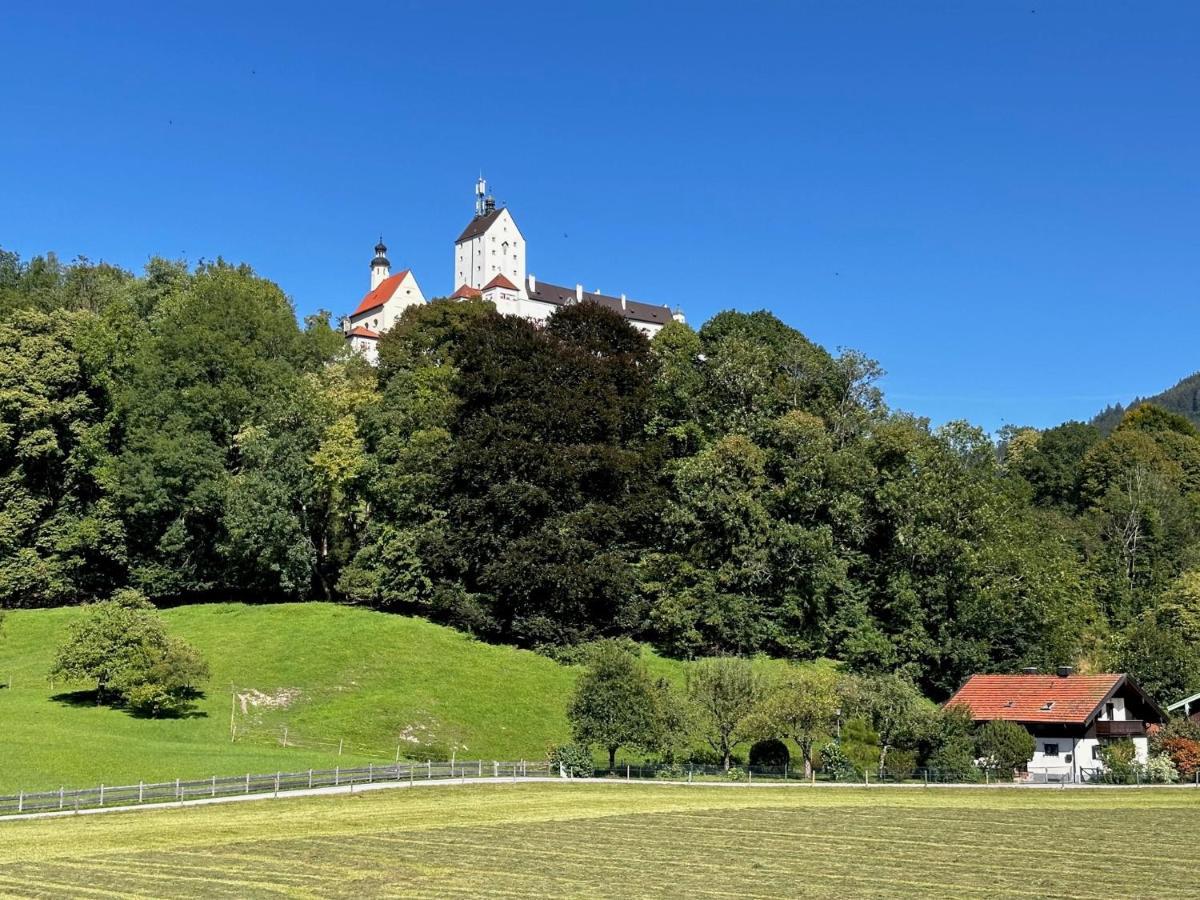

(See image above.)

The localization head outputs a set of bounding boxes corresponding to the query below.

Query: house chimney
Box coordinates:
[1056,666,1074,678]
[528,274,536,293]
[575,283,583,303]
[1021,667,1039,675]
[620,293,627,310]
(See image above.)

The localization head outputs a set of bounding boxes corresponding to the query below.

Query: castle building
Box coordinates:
[345,239,427,363]
[346,180,683,359]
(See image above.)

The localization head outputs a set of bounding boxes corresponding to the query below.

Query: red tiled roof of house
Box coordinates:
[482,273,518,291]
[352,270,411,317]
[946,674,1124,724]
[347,326,379,339]
[450,284,483,299]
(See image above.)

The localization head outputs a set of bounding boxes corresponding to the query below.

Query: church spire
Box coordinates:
[370,236,390,290]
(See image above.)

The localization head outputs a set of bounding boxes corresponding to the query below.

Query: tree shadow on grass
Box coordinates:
[50,688,209,719]
[50,689,103,708]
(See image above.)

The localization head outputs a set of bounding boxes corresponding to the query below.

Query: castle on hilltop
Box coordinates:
[345,179,684,362]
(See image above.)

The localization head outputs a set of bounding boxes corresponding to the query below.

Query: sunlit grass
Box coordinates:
[2,782,1197,898]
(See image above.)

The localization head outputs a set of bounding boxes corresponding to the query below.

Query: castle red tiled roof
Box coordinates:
[352,270,411,317]
[482,273,518,291]
[450,284,483,299]
[946,674,1124,725]
[347,326,379,339]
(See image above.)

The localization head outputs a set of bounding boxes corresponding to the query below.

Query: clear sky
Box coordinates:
[3,2,1197,433]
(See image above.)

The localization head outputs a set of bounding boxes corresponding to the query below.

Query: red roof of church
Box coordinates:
[482,273,518,291]
[352,270,411,317]
[946,674,1125,724]
[347,326,379,339]
[451,284,483,299]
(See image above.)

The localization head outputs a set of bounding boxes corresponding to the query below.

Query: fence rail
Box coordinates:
[0,760,550,816]
[5,758,1196,817]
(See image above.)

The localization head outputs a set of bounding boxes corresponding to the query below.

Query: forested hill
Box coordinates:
[4,246,1200,707]
[1092,371,1200,434]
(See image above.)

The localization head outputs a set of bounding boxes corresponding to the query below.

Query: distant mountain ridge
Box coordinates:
[1092,371,1200,434]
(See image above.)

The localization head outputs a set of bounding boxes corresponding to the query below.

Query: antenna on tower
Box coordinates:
[475,175,487,217]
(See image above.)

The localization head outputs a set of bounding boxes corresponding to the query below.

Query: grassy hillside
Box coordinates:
[4,783,1199,897]
[0,603,639,794]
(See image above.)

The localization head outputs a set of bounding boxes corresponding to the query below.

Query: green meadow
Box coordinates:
[2,782,1198,898]
[0,603,600,794]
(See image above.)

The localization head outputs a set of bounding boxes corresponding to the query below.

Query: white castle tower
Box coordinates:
[453,177,527,296]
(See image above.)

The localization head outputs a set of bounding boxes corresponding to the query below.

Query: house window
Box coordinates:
[1105,702,1115,719]
[1043,743,1059,757]
[1093,745,1102,760]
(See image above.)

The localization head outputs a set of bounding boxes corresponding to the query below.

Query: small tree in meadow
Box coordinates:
[567,640,666,769]
[975,720,1035,775]
[49,590,209,716]
[686,657,761,771]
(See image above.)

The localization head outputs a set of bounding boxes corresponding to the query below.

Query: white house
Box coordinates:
[947,669,1167,783]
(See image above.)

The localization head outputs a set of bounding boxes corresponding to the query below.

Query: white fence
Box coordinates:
[0,760,550,816]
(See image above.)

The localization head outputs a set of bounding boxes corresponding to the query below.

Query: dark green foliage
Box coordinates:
[748,738,790,768]
[975,720,1035,774]
[1107,613,1200,705]
[429,302,660,646]
[1093,371,1200,434]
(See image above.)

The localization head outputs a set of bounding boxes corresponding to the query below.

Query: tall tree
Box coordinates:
[567,640,668,769]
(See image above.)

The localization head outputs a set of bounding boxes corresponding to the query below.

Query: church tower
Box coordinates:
[369,237,390,290]
[454,178,526,296]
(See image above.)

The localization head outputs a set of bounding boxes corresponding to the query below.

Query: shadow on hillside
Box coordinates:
[50,689,103,707]
[50,689,209,719]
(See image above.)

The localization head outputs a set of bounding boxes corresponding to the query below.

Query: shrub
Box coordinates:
[882,749,917,781]
[748,738,790,769]
[1095,740,1140,784]
[926,746,980,782]
[1150,717,1200,755]
[1146,754,1179,784]
[724,766,747,782]
[547,743,594,778]
[1158,737,1200,779]
[975,720,1035,774]
[819,740,859,781]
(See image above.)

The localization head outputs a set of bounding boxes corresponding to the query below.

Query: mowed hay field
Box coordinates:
[2,784,1199,899]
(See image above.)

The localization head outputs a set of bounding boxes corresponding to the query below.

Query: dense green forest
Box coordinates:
[4,248,1200,703]
[1093,371,1200,434]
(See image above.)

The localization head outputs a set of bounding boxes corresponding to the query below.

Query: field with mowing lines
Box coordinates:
[1,783,1198,898]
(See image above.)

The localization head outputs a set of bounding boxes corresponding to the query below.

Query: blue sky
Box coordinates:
[3,2,1197,433]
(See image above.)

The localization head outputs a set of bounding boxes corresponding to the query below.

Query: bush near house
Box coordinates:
[975,720,1036,775]
[1152,718,1200,779]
